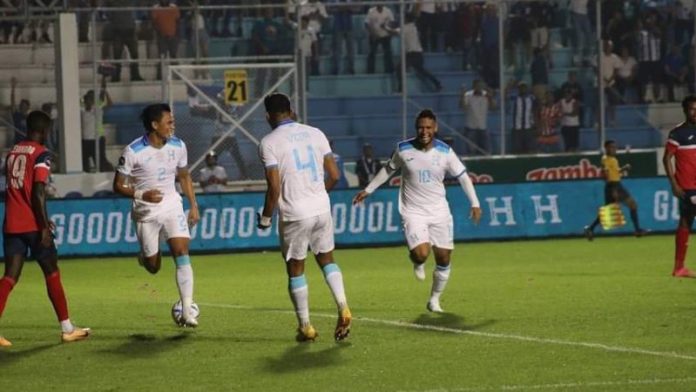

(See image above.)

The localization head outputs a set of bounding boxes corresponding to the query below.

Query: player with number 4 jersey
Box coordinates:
[257,93,352,342]
[353,109,481,313]
[0,111,90,347]
[113,104,201,327]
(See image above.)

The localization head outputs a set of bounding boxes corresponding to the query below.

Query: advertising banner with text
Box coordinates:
[0,177,679,257]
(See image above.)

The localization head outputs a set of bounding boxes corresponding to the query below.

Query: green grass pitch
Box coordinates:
[1,235,696,391]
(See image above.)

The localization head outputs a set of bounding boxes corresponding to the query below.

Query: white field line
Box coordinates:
[200,302,696,361]
[409,376,696,392]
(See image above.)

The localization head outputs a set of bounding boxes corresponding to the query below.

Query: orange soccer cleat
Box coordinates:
[61,327,91,343]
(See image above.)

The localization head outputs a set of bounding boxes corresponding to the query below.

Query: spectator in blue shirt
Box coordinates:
[664,44,688,102]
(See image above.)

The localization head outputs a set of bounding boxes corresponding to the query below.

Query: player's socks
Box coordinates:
[629,209,642,232]
[60,319,75,333]
[321,263,347,310]
[0,276,16,317]
[429,264,451,306]
[289,275,310,328]
[589,217,600,231]
[45,271,70,322]
[674,226,690,272]
[174,255,195,319]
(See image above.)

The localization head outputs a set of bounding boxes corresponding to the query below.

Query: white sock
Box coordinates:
[289,275,310,327]
[174,255,194,318]
[321,263,347,310]
[60,319,74,333]
[430,264,451,301]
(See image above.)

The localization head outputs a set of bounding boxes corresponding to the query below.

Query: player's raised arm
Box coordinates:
[352,150,400,205]
[177,167,200,227]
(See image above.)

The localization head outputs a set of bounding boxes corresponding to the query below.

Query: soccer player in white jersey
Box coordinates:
[353,109,481,313]
[112,103,201,327]
[257,93,352,342]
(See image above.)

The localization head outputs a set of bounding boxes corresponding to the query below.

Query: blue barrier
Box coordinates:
[0,177,681,257]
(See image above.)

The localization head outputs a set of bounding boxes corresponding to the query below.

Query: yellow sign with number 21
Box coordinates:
[224,70,248,105]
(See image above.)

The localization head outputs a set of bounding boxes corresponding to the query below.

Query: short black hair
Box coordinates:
[604,139,616,148]
[26,110,52,134]
[264,93,291,114]
[415,109,437,127]
[682,95,696,113]
[140,103,172,133]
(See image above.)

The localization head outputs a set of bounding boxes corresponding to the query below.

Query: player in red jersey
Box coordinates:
[663,95,696,278]
[0,111,90,347]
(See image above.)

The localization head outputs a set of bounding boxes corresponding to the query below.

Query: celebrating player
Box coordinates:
[257,93,352,342]
[583,140,646,240]
[0,111,90,346]
[113,103,201,326]
[353,109,481,313]
[663,95,696,278]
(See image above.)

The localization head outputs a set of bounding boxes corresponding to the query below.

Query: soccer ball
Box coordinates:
[171,300,200,325]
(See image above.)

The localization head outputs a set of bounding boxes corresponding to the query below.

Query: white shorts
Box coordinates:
[136,207,190,257]
[279,212,335,262]
[402,214,454,250]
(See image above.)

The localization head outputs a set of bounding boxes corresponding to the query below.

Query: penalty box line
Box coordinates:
[200,302,696,361]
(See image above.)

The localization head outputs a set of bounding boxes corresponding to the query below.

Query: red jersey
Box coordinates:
[666,122,696,191]
[3,141,52,234]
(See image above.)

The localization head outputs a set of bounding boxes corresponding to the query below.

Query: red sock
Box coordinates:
[0,276,16,318]
[45,271,69,322]
[675,227,690,271]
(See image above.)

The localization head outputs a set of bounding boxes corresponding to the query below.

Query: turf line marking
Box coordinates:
[200,302,696,361]
[412,376,696,391]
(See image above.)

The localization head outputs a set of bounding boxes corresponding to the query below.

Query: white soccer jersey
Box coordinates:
[388,138,467,218]
[117,135,188,221]
[259,120,332,222]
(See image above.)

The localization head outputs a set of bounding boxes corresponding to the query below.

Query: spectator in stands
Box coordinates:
[664,44,689,102]
[105,0,144,82]
[287,0,327,76]
[506,2,531,81]
[206,0,233,37]
[151,0,181,80]
[460,79,494,156]
[0,0,22,44]
[251,6,286,98]
[296,16,318,82]
[511,82,537,154]
[81,75,113,172]
[198,151,228,193]
[10,77,29,144]
[637,14,663,102]
[185,0,210,80]
[529,2,553,69]
[356,143,382,188]
[452,2,480,71]
[536,91,562,153]
[364,4,394,74]
[392,11,442,93]
[615,46,639,103]
[606,9,634,55]
[329,140,348,189]
[187,85,214,118]
[598,40,622,125]
[570,0,592,65]
[328,0,357,75]
[41,102,59,154]
[479,3,499,89]
[413,0,437,52]
[559,70,584,126]
[212,91,249,180]
[530,47,549,101]
[559,88,581,152]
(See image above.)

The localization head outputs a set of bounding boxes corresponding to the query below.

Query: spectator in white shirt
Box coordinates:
[365,5,394,73]
[460,79,495,155]
[391,12,442,93]
[615,46,638,103]
[198,152,228,193]
[597,40,622,125]
[287,0,327,75]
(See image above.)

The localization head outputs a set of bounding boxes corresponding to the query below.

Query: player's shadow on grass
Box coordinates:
[0,344,55,367]
[262,342,349,373]
[412,312,496,331]
[102,332,191,358]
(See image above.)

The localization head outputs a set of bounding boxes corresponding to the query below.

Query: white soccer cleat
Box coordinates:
[413,263,426,281]
[427,299,444,313]
[179,316,198,328]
